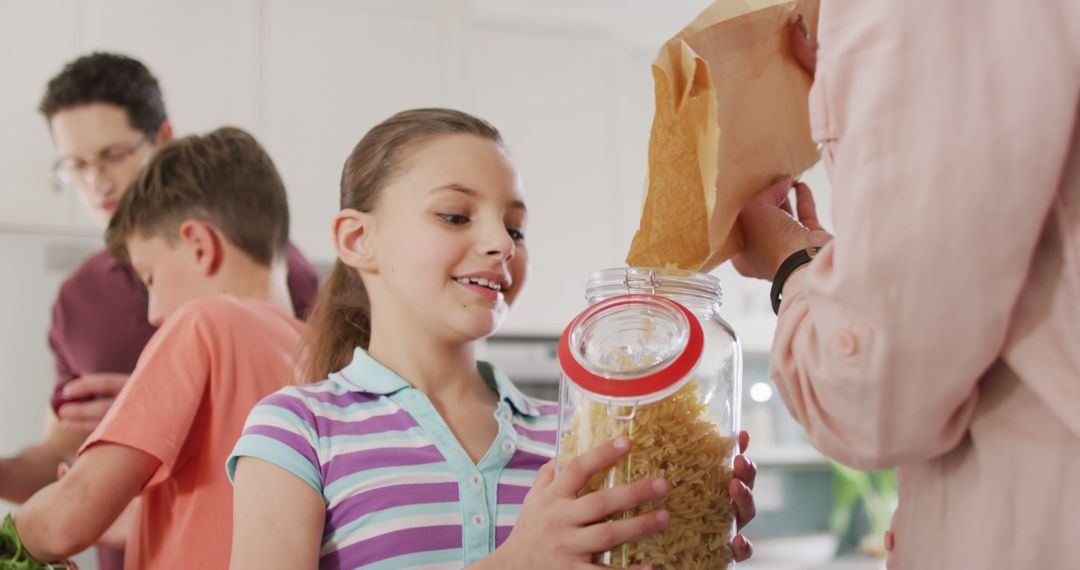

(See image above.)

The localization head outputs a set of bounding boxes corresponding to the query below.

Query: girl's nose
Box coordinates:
[479,224,515,261]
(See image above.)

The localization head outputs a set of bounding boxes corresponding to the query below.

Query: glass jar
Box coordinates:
[556,267,742,569]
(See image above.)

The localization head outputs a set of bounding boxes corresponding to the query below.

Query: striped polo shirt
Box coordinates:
[227,347,558,569]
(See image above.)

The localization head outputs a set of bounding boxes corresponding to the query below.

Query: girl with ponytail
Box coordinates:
[226,108,756,569]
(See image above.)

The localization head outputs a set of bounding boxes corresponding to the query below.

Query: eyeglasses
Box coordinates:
[52,138,151,186]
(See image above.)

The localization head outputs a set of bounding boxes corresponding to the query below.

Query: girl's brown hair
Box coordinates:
[301,108,503,382]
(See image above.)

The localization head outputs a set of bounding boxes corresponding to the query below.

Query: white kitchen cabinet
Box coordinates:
[76,0,260,134]
[74,0,261,228]
[0,1,79,228]
[465,24,623,335]
[261,0,463,261]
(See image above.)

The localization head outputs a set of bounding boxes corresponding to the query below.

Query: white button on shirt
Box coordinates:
[501,440,515,454]
[469,474,483,487]
[472,514,485,527]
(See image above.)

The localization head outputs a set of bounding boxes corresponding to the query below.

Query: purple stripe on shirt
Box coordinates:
[327,482,460,529]
[496,483,530,505]
[512,423,557,445]
[243,424,320,470]
[505,449,550,471]
[260,392,318,429]
[495,525,514,547]
[296,386,382,408]
[323,444,445,486]
[321,525,462,569]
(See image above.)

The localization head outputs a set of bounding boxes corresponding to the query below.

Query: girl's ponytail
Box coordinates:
[299,260,371,382]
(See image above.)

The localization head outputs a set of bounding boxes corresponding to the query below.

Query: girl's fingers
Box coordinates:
[794,182,824,231]
[571,477,668,524]
[732,534,755,562]
[573,509,670,553]
[734,453,757,490]
[738,430,751,454]
[551,437,631,498]
[532,461,556,492]
[730,479,757,530]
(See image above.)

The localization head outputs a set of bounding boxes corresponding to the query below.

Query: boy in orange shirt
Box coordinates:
[5,127,306,569]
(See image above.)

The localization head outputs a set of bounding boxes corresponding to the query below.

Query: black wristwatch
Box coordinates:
[771,246,822,315]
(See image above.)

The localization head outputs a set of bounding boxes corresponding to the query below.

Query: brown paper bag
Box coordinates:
[626,0,820,272]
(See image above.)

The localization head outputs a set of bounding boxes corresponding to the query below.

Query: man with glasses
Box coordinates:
[0,52,319,568]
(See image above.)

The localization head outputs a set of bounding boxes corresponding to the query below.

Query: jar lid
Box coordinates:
[557,294,704,401]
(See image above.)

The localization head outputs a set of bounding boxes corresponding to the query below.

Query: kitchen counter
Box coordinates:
[740,556,886,570]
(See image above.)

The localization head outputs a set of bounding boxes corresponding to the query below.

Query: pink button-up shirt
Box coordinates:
[770,2,1080,568]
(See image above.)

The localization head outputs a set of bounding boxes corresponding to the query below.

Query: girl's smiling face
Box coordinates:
[351,133,529,344]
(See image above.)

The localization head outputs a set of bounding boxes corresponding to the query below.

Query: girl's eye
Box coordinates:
[438,213,470,225]
[507,228,525,242]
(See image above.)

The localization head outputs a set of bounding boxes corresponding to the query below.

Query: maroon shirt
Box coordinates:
[46,243,318,570]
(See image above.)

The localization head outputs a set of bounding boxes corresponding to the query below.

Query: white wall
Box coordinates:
[1,0,830,340]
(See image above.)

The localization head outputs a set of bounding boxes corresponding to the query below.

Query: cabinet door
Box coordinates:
[466,25,619,334]
[0,1,79,228]
[73,0,260,228]
[262,0,462,261]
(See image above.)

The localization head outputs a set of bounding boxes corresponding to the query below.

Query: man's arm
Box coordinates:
[12,443,157,561]
[0,409,83,503]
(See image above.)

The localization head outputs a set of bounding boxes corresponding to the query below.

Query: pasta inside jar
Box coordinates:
[556,275,741,570]
[559,380,736,569]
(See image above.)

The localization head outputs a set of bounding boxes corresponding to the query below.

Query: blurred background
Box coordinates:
[0,1,886,568]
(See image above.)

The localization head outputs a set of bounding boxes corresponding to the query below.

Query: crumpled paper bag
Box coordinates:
[626,0,820,272]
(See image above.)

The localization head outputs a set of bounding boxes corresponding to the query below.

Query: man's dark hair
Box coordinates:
[39,52,167,139]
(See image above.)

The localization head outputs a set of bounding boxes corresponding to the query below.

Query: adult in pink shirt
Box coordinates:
[736,3,1079,569]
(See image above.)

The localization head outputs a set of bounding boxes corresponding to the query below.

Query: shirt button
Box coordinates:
[472,514,485,527]
[834,331,858,357]
[500,408,511,421]
[501,440,515,454]
[469,474,483,487]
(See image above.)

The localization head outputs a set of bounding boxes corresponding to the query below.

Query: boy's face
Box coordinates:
[126,233,206,326]
[49,103,158,228]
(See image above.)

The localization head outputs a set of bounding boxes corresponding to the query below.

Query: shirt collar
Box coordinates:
[336,347,544,417]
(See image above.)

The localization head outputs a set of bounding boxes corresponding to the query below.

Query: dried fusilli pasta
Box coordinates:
[559,381,736,569]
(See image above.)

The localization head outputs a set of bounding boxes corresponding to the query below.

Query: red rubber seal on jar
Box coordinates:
[557,294,704,399]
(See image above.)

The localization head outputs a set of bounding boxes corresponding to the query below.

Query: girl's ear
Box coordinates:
[334,209,378,272]
[178,220,225,276]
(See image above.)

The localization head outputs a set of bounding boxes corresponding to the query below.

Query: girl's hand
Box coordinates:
[730,430,758,562]
[491,437,669,570]
[733,178,833,281]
